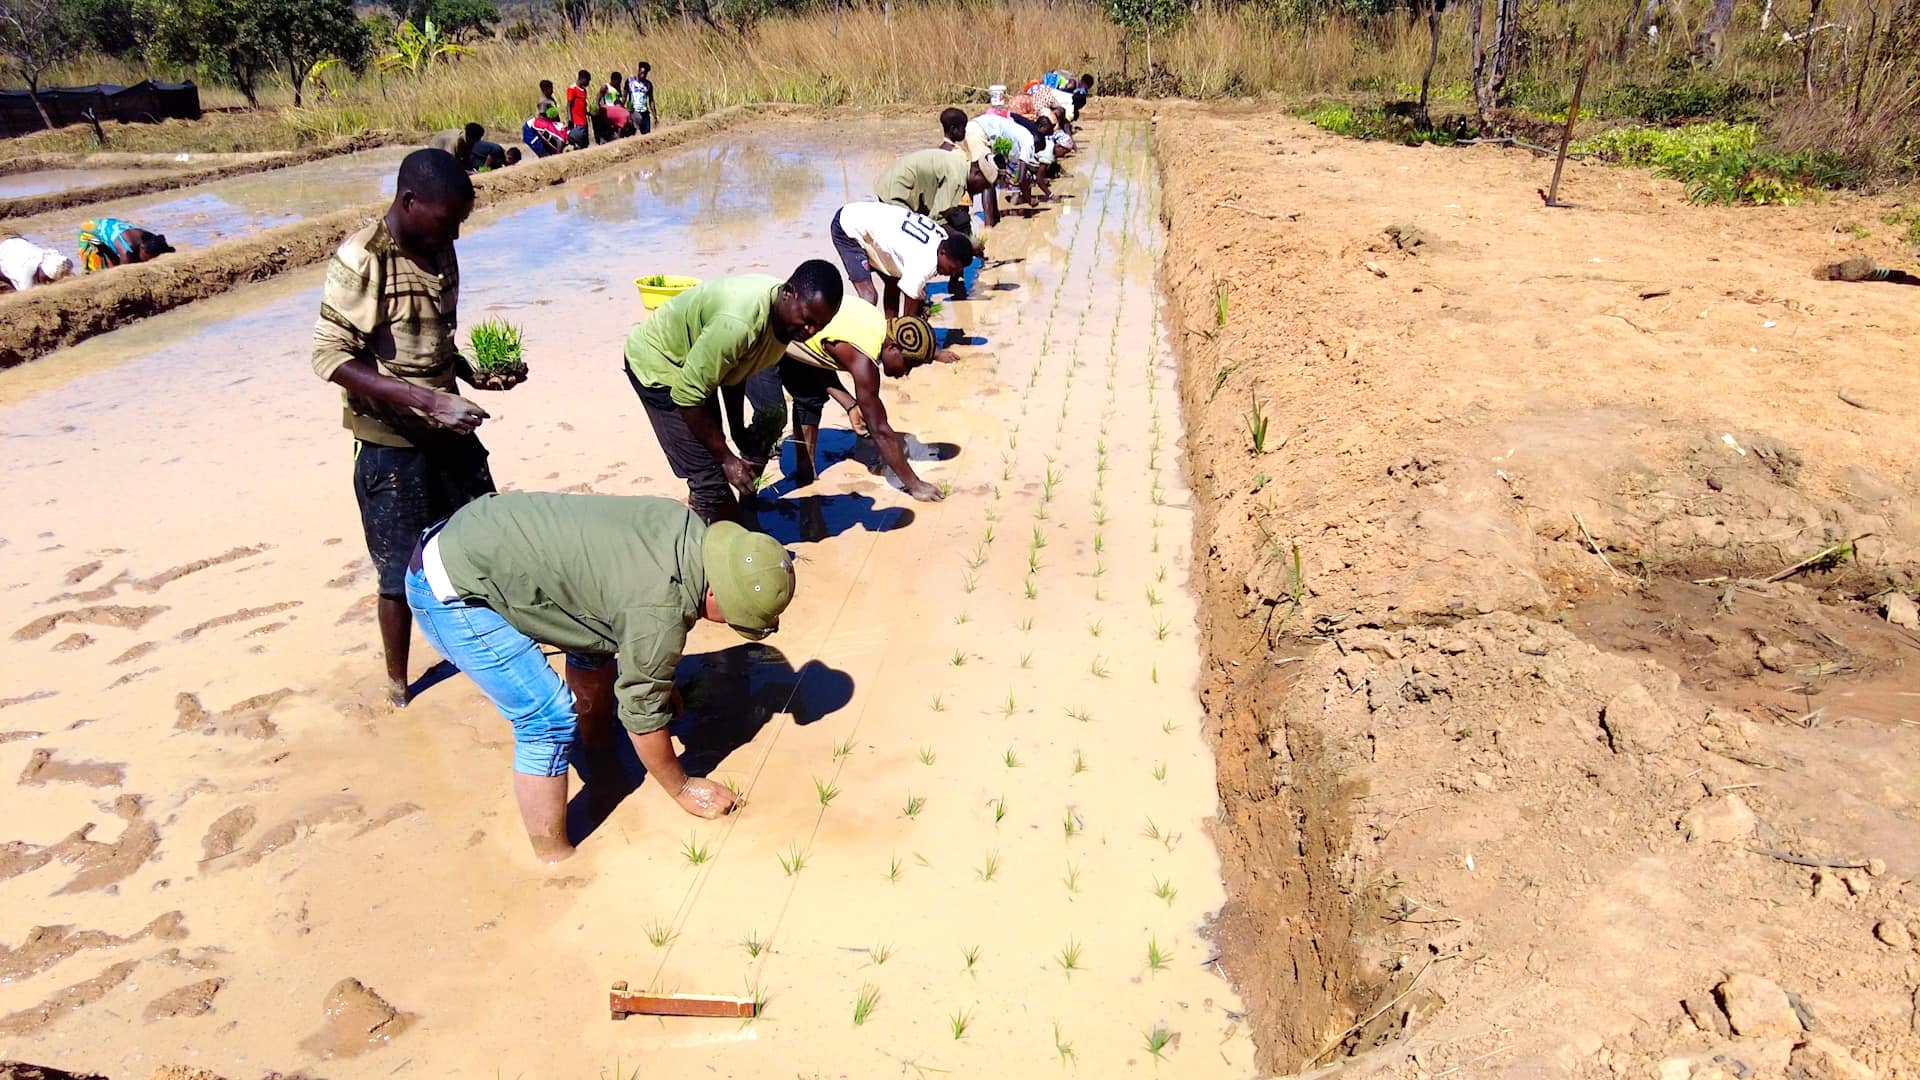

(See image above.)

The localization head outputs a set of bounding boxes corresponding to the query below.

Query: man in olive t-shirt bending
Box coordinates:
[623,261,842,524]
[406,491,796,862]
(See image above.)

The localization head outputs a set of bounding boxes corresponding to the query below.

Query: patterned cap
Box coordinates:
[887,316,935,365]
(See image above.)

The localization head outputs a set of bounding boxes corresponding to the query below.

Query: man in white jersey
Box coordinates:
[828,200,975,318]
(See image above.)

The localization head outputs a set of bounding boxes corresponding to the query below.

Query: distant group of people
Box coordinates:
[523,64,658,158]
[0,217,173,294]
[307,67,1095,861]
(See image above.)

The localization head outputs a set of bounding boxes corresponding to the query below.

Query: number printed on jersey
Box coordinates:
[898,213,944,244]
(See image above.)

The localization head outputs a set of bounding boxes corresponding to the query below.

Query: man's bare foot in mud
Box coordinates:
[531,837,577,864]
[386,679,410,709]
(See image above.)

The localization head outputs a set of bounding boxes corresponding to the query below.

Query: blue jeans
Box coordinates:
[405,565,581,777]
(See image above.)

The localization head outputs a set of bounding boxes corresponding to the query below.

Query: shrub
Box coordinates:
[1575,122,1860,206]
[1301,101,1458,147]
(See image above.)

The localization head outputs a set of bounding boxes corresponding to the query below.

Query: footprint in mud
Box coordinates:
[212,796,365,873]
[300,978,414,1059]
[0,794,161,894]
[198,807,257,862]
[0,690,58,709]
[0,959,140,1037]
[173,689,296,739]
[0,911,187,983]
[18,749,126,788]
[143,977,226,1022]
[53,632,93,651]
[14,604,167,642]
[176,600,301,642]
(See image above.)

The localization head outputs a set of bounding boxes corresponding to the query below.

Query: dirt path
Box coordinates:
[0,116,1250,1077]
[1157,106,1920,1077]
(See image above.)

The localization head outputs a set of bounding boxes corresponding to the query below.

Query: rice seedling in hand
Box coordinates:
[462,318,527,389]
[680,835,711,866]
[853,983,880,1025]
[976,851,1000,882]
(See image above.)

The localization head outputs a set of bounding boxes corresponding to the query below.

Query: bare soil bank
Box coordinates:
[0,137,395,220]
[0,105,781,368]
[1155,105,1920,1076]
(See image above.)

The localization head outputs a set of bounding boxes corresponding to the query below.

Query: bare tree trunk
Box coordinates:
[25,75,55,130]
[1850,8,1876,119]
[1759,0,1773,29]
[1692,0,1737,61]
[1469,0,1488,115]
[1417,0,1443,123]
[1801,0,1823,94]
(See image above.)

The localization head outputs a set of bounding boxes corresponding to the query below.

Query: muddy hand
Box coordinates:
[427,392,489,433]
[674,777,736,818]
[723,456,764,500]
[907,480,945,503]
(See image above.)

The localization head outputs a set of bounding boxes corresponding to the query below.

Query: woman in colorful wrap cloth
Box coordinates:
[77,217,173,273]
[779,297,955,501]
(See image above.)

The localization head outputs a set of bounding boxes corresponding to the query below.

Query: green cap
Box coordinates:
[702,521,795,640]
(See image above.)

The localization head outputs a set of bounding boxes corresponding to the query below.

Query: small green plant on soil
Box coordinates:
[681,835,711,866]
[1019,651,1033,669]
[1093,506,1108,526]
[870,942,892,965]
[1145,1025,1173,1061]
[1152,663,1160,684]
[991,796,1007,824]
[950,650,967,667]
[1088,618,1103,637]
[1031,526,1048,551]
[1162,720,1178,734]
[1063,808,1082,837]
[955,610,970,625]
[1057,938,1083,976]
[815,778,839,807]
[1092,560,1106,578]
[742,932,765,957]
[977,851,1000,882]
[1064,861,1082,893]
[464,318,526,381]
[905,792,925,818]
[886,855,902,884]
[982,524,996,545]
[1155,618,1171,641]
[1090,657,1110,679]
[950,1008,972,1040]
[1247,396,1269,454]
[1072,750,1087,774]
[1146,586,1162,607]
[1152,762,1167,782]
[1066,707,1091,723]
[1214,284,1229,328]
[918,745,936,765]
[1025,579,1039,600]
[1028,550,1043,575]
[853,983,880,1025]
[1154,877,1178,906]
[1157,565,1168,583]
[1054,1022,1076,1065]
[1002,693,1017,719]
[832,736,854,760]
[1092,533,1104,554]
[963,945,981,973]
[779,844,806,876]
[961,571,978,594]
[1018,616,1034,632]
[1003,747,1022,768]
[1147,935,1170,974]
[966,545,988,570]
[645,920,676,947]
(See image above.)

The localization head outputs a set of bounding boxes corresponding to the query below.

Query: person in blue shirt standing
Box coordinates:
[627,61,657,135]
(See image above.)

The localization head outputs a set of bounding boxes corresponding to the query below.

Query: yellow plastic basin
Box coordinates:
[635,275,700,310]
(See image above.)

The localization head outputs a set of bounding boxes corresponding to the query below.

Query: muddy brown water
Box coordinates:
[0,147,410,255]
[0,169,185,200]
[0,118,1259,1076]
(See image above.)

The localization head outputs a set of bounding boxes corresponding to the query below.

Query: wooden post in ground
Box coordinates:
[1544,44,1596,208]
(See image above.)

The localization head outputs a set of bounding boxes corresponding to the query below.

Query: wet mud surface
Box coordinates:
[0,115,1251,1076]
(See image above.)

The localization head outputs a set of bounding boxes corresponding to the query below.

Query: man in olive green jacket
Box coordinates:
[405,491,796,862]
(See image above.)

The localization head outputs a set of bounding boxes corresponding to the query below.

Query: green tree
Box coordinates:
[1105,0,1187,82]
[383,0,496,40]
[236,0,369,106]
[66,0,145,58]
[0,0,86,129]
[138,0,263,106]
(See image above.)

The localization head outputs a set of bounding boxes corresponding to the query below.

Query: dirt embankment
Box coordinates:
[0,136,397,219]
[1155,104,1920,1077]
[0,104,783,369]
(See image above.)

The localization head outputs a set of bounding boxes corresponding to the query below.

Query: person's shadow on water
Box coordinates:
[565,643,854,842]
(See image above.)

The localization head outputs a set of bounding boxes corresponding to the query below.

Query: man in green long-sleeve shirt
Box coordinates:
[625,260,843,523]
[405,491,796,862]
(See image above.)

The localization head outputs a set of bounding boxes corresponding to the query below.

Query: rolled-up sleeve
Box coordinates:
[311,249,378,381]
[613,605,687,734]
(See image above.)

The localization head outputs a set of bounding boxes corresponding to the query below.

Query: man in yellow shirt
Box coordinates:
[781,297,955,501]
[624,262,842,523]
